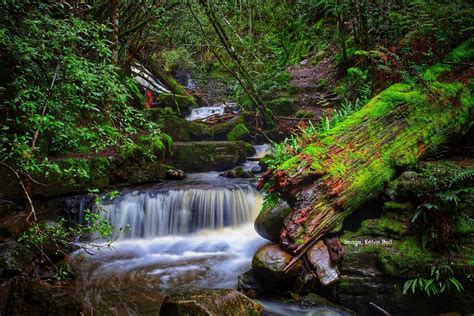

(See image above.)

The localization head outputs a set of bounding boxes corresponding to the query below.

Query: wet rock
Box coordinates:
[0,239,33,278]
[0,204,27,238]
[227,123,251,141]
[166,168,186,180]
[300,293,355,315]
[0,276,83,315]
[237,270,265,297]
[161,288,263,316]
[324,236,344,262]
[110,160,167,186]
[251,243,302,284]
[254,199,290,242]
[220,166,254,178]
[306,240,339,286]
[170,141,247,172]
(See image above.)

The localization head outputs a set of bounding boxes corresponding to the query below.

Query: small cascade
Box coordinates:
[243,144,273,173]
[101,185,261,239]
[186,102,240,121]
[186,73,196,90]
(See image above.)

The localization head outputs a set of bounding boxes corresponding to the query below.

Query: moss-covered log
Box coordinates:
[257,41,474,268]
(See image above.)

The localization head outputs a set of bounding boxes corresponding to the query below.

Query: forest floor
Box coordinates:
[286,45,340,119]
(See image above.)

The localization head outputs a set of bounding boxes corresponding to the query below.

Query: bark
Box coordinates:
[257,48,473,270]
[111,0,120,64]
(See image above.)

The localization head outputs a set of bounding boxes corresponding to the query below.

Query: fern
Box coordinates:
[449,168,474,187]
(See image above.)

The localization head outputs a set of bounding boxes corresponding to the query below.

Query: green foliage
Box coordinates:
[161,47,196,71]
[266,84,371,169]
[412,165,474,249]
[403,265,464,297]
[0,2,170,181]
[295,111,314,119]
[18,189,127,280]
[226,123,250,141]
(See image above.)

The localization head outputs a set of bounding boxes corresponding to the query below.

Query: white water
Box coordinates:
[72,172,349,315]
[72,174,267,313]
[243,143,273,173]
[102,185,259,238]
[186,102,240,121]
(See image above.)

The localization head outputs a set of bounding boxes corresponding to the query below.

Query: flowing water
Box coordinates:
[71,173,267,314]
[185,102,240,121]
[71,148,348,315]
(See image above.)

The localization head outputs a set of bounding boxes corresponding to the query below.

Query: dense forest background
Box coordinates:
[0,0,473,315]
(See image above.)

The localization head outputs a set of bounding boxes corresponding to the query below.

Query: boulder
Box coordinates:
[160,289,263,316]
[169,141,247,172]
[251,243,302,284]
[220,166,254,178]
[237,270,265,297]
[306,240,339,286]
[226,123,250,141]
[0,276,83,315]
[300,293,355,315]
[254,199,290,242]
[0,239,33,278]
[165,168,186,180]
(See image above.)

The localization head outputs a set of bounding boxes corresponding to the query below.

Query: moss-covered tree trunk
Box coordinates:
[257,41,473,269]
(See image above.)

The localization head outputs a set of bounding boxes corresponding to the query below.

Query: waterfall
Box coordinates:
[186,103,240,121]
[101,186,261,239]
[186,73,196,90]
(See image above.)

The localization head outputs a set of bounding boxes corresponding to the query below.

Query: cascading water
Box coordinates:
[102,184,259,238]
[185,102,240,121]
[71,173,267,315]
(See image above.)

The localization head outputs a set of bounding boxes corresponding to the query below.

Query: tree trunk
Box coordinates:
[337,1,348,71]
[257,46,473,270]
[111,0,120,64]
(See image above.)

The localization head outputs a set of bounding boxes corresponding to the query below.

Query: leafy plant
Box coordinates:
[411,166,474,249]
[403,264,464,297]
[18,189,128,280]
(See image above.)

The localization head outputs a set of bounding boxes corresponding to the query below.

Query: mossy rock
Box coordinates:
[212,112,254,140]
[31,157,111,198]
[0,240,33,278]
[153,112,214,141]
[267,96,297,116]
[254,198,291,242]
[251,243,302,284]
[227,123,250,141]
[169,141,247,172]
[358,213,408,238]
[161,289,263,316]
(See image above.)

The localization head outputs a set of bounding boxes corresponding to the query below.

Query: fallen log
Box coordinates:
[257,41,474,272]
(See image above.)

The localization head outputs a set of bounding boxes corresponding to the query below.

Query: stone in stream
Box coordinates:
[251,243,302,284]
[254,199,291,242]
[306,240,339,286]
[160,289,263,316]
[165,168,186,180]
[219,166,254,178]
[0,239,34,278]
[0,276,83,315]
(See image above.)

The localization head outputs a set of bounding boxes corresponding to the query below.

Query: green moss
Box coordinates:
[295,239,305,245]
[156,93,197,114]
[267,96,296,116]
[359,216,406,238]
[227,123,250,141]
[296,111,314,118]
[360,237,435,277]
[444,38,474,63]
[454,214,474,235]
[383,201,414,213]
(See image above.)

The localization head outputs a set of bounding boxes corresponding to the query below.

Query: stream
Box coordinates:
[71,146,349,315]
